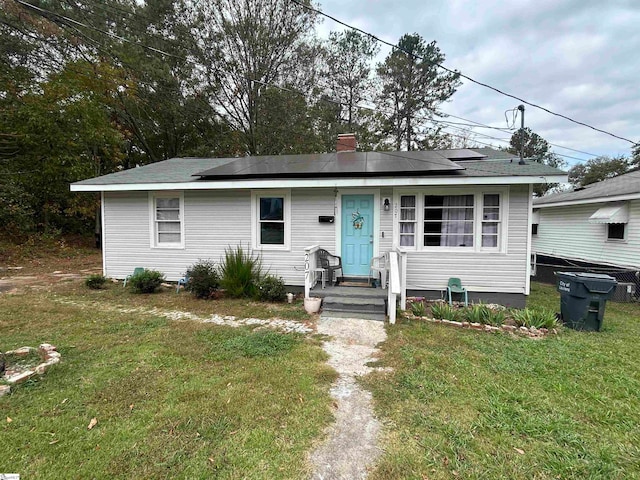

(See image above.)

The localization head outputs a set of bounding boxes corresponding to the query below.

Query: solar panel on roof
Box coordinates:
[193,151,464,179]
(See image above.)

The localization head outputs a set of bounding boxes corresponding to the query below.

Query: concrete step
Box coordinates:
[322,296,386,314]
[312,286,387,300]
[320,310,386,322]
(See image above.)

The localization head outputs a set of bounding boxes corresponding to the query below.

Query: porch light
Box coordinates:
[383,198,391,211]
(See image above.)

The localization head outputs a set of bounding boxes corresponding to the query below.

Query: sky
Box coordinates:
[317,0,640,167]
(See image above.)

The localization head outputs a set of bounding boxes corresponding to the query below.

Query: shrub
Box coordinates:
[512,308,557,329]
[255,275,286,302]
[430,302,460,321]
[185,260,220,299]
[410,301,426,317]
[128,269,164,294]
[85,274,107,289]
[220,245,262,298]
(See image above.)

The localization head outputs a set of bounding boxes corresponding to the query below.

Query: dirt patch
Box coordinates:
[309,317,388,479]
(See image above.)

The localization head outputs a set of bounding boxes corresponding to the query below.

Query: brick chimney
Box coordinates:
[336,133,356,152]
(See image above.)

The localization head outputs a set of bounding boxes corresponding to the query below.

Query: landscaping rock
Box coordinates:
[9,346,33,357]
[0,385,10,397]
[502,325,516,332]
[6,370,35,384]
[470,322,483,330]
[519,326,529,333]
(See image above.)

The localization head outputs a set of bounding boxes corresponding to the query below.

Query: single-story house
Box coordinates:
[532,170,640,295]
[71,135,566,310]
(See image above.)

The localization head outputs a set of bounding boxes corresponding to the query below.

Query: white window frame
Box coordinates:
[251,189,291,251]
[606,223,626,242]
[393,187,509,253]
[398,194,418,249]
[148,191,185,249]
[479,192,503,251]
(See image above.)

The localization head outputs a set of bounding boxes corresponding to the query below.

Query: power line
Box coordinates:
[287,0,638,146]
[9,0,603,165]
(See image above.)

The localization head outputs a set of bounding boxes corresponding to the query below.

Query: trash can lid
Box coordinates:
[571,272,616,281]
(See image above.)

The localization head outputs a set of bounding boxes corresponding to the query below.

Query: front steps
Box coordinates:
[312,285,387,321]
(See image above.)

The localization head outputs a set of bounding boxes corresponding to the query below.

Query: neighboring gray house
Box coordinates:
[533,170,640,271]
[71,136,566,310]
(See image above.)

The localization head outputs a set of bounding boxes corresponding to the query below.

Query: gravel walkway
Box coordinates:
[309,317,388,479]
[53,297,314,334]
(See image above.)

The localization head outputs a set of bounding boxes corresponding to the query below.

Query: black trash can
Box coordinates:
[556,272,617,331]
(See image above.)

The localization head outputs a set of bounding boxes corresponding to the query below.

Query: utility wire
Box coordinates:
[10,0,603,164]
[287,0,638,146]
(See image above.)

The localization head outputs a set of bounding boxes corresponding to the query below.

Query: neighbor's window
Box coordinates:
[424,195,474,247]
[481,194,501,248]
[607,223,625,240]
[259,196,285,245]
[155,196,182,246]
[399,195,416,247]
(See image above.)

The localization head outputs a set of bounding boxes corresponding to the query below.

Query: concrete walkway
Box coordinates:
[309,316,387,479]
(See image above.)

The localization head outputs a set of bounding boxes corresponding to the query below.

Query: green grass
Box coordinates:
[363,282,640,479]
[0,287,335,478]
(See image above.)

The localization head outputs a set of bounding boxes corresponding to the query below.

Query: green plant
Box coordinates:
[463,303,492,324]
[410,301,427,317]
[430,301,460,321]
[128,269,165,294]
[220,245,262,298]
[255,275,286,302]
[185,260,220,299]
[511,308,558,329]
[85,274,107,290]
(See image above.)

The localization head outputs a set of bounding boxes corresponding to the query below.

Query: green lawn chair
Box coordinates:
[447,277,468,306]
[123,267,145,287]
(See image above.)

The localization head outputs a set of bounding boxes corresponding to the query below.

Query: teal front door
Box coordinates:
[341,194,374,276]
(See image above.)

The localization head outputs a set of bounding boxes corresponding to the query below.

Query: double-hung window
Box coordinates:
[151,193,184,248]
[424,195,474,247]
[253,190,291,250]
[481,194,501,248]
[395,190,506,252]
[399,195,417,247]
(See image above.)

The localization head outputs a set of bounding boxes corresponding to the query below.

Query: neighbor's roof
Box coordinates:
[71,148,566,191]
[534,169,640,207]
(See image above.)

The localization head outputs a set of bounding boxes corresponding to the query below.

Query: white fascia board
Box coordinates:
[70,174,568,192]
[535,192,640,208]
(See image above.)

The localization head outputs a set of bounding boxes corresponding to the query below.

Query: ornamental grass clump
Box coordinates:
[220,245,262,298]
[430,302,460,321]
[410,301,427,317]
[512,308,558,329]
[185,260,220,299]
[128,269,164,294]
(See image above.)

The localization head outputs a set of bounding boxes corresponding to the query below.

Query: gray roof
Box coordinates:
[534,169,640,206]
[72,148,565,187]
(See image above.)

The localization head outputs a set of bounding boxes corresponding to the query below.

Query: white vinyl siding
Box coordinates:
[102,185,530,294]
[533,200,640,269]
[398,185,527,294]
[103,189,334,283]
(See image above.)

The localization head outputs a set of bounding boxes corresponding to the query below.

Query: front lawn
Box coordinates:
[363,282,640,479]
[0,287,335,478]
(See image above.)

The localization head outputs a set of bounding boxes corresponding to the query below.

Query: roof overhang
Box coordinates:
[588,203,629,224]
[70,174,568,192]
[535,192,640,208]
